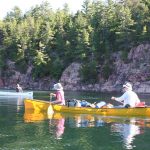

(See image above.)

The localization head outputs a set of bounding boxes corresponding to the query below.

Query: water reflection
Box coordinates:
[110,118,145,149]
[24,109,150,148]
[69,114,104,128]
[16,96,24,112]
[0,96,24,112]
[48,113,65,139]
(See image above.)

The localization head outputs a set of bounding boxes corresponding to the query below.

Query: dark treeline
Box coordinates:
[0,0,149,84]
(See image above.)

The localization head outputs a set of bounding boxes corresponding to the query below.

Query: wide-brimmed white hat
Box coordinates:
[123,82,132,91]
[53,83,63,91]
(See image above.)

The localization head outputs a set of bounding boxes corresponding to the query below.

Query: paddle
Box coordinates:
[47,93,54,114]
[114,99,123,104]
[50,93,53,102]
[47,104,54,114]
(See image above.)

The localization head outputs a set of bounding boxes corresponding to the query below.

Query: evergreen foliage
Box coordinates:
[0,0,149,82]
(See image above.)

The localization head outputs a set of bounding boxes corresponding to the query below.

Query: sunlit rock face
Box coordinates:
[101,43,150,93]
[60,62,82,91]
[60,44,150,93]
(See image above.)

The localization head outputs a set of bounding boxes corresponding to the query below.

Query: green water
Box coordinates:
[1,91,150,150]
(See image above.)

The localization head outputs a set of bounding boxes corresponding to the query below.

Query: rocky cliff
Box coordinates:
[60,43,150,93]
[0,43,150,93]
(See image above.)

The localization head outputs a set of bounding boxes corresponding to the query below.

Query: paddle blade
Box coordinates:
[47,105,54,114]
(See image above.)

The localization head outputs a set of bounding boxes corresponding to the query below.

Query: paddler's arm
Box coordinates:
[111,96,124,103]
[49,93,56,102]
[51,99,63,104]
[50,93,56,97]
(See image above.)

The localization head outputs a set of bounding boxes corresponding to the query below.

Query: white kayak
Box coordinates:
[0,91,33,98]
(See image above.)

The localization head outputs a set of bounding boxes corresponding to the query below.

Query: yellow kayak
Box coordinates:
[24,99,150,117]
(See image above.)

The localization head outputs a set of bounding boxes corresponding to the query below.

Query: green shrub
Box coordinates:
[15,60,28,74]
[102,63,113,80]
[80,61,98,84]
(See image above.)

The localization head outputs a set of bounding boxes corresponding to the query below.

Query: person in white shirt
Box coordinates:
[16,84,23,92]
[111,82,140,108]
